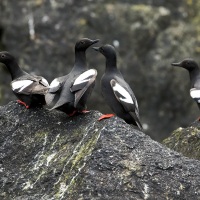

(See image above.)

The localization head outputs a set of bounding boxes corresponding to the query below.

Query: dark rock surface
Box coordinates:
[163,120,200,161]
[0,0,199,141]
[0,101,200,199]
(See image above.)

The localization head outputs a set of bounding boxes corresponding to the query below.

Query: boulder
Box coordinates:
[163,120,200,161]
[0,101,200,199]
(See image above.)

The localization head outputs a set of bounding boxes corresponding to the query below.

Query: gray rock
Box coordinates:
[163,120,200,161]
[0,101,200,199]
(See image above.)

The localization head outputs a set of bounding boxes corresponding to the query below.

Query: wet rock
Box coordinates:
[163,120,200,160]
[0,101,200,199]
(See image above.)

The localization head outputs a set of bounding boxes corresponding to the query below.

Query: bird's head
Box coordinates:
[92,44,116,59]
[171,58,199,71]
[0,51,16,65]
[75,38,99,51]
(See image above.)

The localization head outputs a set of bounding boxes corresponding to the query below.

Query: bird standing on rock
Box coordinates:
[45,38,99,116]
[0,51,49,108]
[93,44,143,130]
[172,58,200,110]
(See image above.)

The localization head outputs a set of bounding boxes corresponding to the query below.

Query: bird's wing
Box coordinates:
[110,79,136,111]
[48,78,63,93]
[31,75,49,94]
[110,79,142,129]
[39,76,49,87]
[70,69,97,107]
[45,75,68,107]
[190,88,200,103]
[129,111,143,130]
[11,75,49,95]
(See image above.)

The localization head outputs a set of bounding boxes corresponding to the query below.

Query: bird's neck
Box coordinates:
[105,56,117,72]
[6,61,26,80]
[189,68,200,87]
[74,50,87,71]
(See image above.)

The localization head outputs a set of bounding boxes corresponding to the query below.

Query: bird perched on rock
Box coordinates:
[0,51,49,108]
[172,58,200,109]
[45,38,99,116]
[93,44,143,129]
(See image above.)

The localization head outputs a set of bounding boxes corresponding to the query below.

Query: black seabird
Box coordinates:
[45,38,99,116]
[93,44,143,129]
[0,51,49,108]
[172,58,200,109]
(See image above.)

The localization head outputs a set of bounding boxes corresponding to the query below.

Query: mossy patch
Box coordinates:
[163,125,200,160]
[131,4,152,13]
[53,127,101,198]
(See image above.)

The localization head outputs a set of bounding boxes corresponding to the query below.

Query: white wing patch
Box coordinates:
[190,88,200,98]
[49,79,60,88]
[190,88,200,103]
[41,78,49,86]
[74,69,96,85]
[11,80,33,92]
[112,81,134,104]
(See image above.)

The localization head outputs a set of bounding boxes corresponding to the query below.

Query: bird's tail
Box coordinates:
[135,119,143,130]
[129,112,143,130]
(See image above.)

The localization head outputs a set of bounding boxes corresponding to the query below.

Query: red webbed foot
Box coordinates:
[98,114,115,121]
[80,110,90,113]
[68,110,77,117]
[17,100,29,109]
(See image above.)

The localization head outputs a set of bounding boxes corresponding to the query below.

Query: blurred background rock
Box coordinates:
[0,0,199,141]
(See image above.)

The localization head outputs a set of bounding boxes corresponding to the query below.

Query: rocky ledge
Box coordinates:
[163,120,200,161]
[0,101,200,200]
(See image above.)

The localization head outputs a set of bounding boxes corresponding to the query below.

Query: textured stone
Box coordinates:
[0,101,200,199]
[163,120,200,160]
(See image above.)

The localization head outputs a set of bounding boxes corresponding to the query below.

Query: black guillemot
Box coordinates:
[0,51,49,108]
[45,38,99,116]
[172,58,200,110]
[93,44,143,130]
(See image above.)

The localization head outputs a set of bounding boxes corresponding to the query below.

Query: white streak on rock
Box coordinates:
[143,183,149,200]
[46,153,57,166]
[33,134,47,170]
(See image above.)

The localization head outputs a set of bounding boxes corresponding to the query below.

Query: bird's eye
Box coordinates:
[1,54,5,58]
[80,41,85,45]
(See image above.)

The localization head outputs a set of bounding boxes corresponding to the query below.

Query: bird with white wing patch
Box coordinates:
[93,44,143,130]
[172,58,200,111]
[45,38,99,116]
[0,51,49,108]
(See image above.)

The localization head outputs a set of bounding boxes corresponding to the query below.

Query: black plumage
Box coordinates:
[93,44,143,129]
[172,58,200,109]
[45,38,99,115]
[0,51,49,108]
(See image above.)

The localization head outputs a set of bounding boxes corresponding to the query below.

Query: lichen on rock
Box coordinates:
[0,101,200,199]
[163,120,200,160]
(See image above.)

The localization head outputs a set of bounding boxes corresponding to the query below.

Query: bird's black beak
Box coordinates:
[171,62,181,67]
[92,47,100,52]
[91,39,100,44]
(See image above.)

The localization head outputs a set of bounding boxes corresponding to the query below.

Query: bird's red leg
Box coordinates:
[98,114,115,121]
[17,100,29,109]
[68,110,77,117]
[80,110,90,113]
